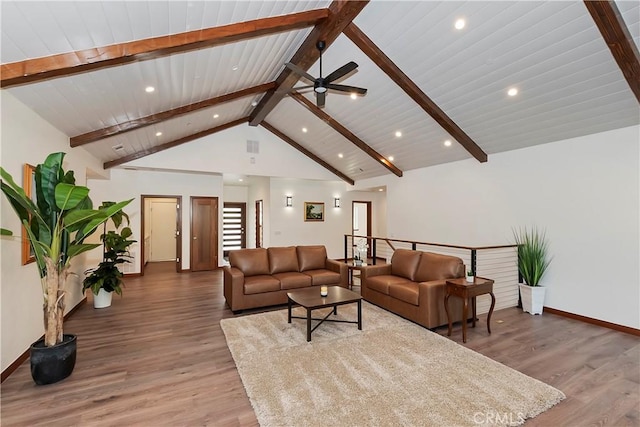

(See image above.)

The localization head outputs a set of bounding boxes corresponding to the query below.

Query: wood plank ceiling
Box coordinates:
[1,0,638,184]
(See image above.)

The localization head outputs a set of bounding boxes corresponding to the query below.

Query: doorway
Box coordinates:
[223,202,246,257]
[141,195,182,275]
[190,197,219,271]
[352,201,372,259]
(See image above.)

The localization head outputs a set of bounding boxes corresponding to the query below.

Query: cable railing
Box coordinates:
[343,234,519,314]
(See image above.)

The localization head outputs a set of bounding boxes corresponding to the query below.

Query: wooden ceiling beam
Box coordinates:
[584,0,640,104]
[0,9,329,88]
[343,23,488,163]
[289,92,403,177]
[71,82,275,147]
[249,0,369,126]
[104,117,248,169]
[260,121,354,185]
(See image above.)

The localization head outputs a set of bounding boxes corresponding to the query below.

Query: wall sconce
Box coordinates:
[334,197,340,208]
[286,196,293,207]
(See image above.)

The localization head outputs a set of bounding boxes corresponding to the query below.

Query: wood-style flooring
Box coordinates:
[1,262,638,426]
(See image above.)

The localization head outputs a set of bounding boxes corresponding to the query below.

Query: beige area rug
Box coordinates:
[220,302,565,427]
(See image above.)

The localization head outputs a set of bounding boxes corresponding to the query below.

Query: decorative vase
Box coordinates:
[30,334,77,385]
[519,284,546,315]
[466,275,474,283]
[93,288,113,309]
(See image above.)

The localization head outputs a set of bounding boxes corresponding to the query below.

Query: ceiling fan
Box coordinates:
[284,40,367,108]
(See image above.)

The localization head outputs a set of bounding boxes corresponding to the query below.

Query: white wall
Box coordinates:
[269,178,386,259]
[247,176,270,248]
[0,92,107,371]
[88,169,224,272]
[126,123,339,181]
[356,125,640,329]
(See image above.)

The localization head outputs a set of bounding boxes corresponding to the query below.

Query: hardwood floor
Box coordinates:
[2,264,638,426]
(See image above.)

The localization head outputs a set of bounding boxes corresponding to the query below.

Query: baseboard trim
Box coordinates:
[1,296,87,383]
[124,272,142,277]
[544,306,640,337]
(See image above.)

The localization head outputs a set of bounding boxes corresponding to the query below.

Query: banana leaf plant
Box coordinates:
[0,153,132,346]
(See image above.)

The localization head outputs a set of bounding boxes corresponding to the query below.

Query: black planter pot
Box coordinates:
[30,334,77,385]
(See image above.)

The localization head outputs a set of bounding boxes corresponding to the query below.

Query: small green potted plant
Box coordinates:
[466,268,474,283]
[513,226,552,315]
[1,153,132,384]
[83,203,136,308]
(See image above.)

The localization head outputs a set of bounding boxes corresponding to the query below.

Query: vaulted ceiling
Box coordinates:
[2,1,639,184]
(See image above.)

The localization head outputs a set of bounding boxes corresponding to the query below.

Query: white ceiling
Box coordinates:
[2,1,638,183]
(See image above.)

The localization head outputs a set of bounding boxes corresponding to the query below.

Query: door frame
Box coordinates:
[190,196,219,272]
[352,201,372,258]
[140,195,182,276]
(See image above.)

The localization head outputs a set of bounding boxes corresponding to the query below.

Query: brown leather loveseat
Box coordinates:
[223,245,348,313]
[360,249,467,329]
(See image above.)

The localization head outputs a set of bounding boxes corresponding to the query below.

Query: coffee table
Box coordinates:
[287,286,362,342]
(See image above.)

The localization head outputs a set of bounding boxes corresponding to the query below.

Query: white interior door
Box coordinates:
[150,200,177,261]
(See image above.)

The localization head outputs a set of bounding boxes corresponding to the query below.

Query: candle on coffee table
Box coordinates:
[320,286,328,297]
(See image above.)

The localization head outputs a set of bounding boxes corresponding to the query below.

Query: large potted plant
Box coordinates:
[0,153,132,384]
[83,203,136,308]
[513,226,552,315]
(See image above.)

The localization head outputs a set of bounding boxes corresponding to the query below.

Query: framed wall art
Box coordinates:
[304,202,324,222]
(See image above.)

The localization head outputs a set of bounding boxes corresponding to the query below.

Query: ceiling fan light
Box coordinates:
[315,86,327,94]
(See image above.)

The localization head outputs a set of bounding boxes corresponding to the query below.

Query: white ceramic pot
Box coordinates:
[519,284,546,315]
[466,275,474,283]
[93,288,113,309]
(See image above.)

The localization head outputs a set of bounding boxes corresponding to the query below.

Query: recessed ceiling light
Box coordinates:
[338,153,344,158]
[395,131,402,138]
[155,131,162,137]
[239,178,243,182]
[455,19,466,30]
[213,114,219,119]
[232,65,239,71]
[388,156,394,161]
[302,127,308,133]
[508,87,518,97]
[378,188,384,192]
[350,93,357,100]
[251,101,258,107]
[145,86,155,93]
[444,140,452,147]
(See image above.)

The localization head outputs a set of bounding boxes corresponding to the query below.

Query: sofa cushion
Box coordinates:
[367,275,415,295]
[414,252,464,282]
[268,246,299,274]
[388,282,419,306]
[273,272,311,290]
[390,249,421,281]
[243,275,280,294]
[297,246,327,271]
[303,269,341,286]
[229,248,269,277]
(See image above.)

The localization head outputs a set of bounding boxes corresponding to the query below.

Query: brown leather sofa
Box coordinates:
[223,245,348,312]
[360,249,467,329]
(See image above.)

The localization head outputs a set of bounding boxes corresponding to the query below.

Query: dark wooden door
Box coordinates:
[223,202,246,257]
[190,197,218,271]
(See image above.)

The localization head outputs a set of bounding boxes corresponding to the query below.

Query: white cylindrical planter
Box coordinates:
[93,288,113,309]
[519,284,546,315]
[466,275,474,283]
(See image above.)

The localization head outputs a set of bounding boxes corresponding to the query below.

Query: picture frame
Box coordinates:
[22,164,36,265]
[304,202,324,222]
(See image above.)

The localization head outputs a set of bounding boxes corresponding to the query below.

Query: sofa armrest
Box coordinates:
[223,266,245,311]
[325,259,349,288]
[419,279,465,327]
[360,264,392,281]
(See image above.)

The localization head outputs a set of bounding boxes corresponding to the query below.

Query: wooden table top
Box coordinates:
[287,286,362,309]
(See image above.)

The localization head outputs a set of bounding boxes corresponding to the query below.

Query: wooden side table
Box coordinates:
[345,262,367,289]
[444,277,496,343]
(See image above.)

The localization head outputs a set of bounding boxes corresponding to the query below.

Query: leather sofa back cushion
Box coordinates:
[268,246,299,274]
[390,249,421,281]
[297,246,327,271]
[414,252,464,282]
[229,248,270,276]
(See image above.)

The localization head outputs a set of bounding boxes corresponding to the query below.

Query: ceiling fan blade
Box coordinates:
[326,83,367,95]
[316,91,326,108]
[275,84,315,95]
[325,61,358,83]
[285,63,316,83]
